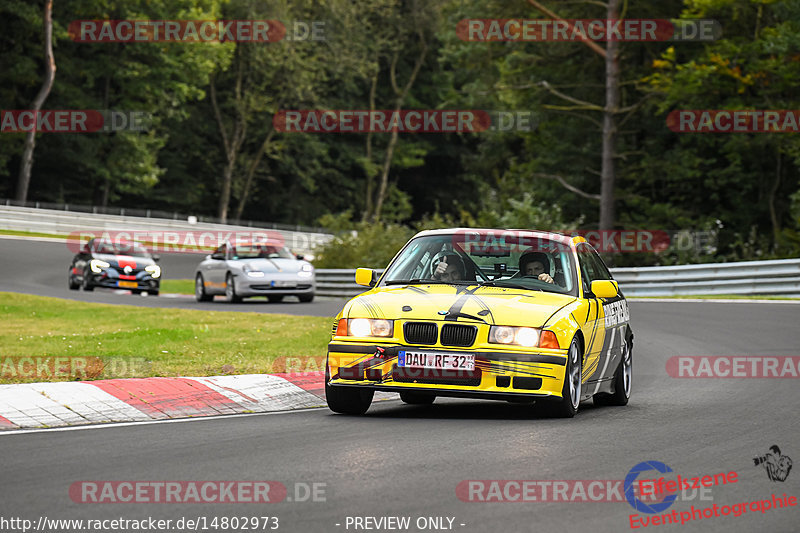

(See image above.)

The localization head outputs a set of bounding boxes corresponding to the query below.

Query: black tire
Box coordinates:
[82,268,94,291]
[148,290,159,297]
[131,289,143,295]
[594,338,632,407]
[267,295,284,303]
[400,391,435,405]
[225,273,242,303]
[540,336,582,418]
[68,271,80,290]
[195,275,212,302]
[325,366,373,415]
[298,293,314,303]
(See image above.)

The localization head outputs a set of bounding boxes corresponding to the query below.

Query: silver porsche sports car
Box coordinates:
[194,241,315,303]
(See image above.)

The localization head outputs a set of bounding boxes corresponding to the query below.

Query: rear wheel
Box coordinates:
[594,338,632,406]
[68,270,80,290]
[195,274,212,302]
[325,367,373,415]
[131,289,143,295]
[225,273,242,303]
[400,392,435,405]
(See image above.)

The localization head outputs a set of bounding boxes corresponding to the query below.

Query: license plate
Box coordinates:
[118,281,137,288]
[398,351,475,371]
[273,280,296,288]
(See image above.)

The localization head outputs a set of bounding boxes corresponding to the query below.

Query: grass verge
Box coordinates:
[0,292,331,383]
[160,279,195,295]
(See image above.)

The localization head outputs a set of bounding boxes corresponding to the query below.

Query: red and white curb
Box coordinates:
[0,372,394,430]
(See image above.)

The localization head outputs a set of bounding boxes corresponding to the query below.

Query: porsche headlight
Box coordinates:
[489,326,553,348]
[242,264,265,278]
[345,318,394,338]
[145,264,161,279]
[90,259,110,273]
[298,263,314,278]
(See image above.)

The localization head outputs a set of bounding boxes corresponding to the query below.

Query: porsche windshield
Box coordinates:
[381,232,577,296]
[231,243,294,260]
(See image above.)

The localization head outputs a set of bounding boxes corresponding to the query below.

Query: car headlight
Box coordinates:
[145,264,161,279]
[489,326,560,349]
[341,318,394,338]
[90,259,110,273]
[298,263,314,278]
[242,264,265,278]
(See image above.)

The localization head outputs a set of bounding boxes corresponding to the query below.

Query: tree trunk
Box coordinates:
[362,70,379,222]
[233,128,276,221]
[599,0,620,231]
[210,49,248,223]
[15,0,56,203]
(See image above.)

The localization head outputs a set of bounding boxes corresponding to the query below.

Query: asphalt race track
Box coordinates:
[0,237,344,317]
[1,237,799,532]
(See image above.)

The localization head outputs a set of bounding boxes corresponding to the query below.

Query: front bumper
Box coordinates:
[326,342,569,400]
[87,271,160,291]
[234,274,315,297]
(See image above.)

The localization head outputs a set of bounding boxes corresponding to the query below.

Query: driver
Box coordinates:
[519,251,555,284]
[432,253,466,282]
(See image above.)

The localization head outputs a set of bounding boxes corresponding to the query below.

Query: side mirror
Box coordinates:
[590,280,619,299]
[152,254,161,263]
[295,254,305,260]
[355,268,376,288]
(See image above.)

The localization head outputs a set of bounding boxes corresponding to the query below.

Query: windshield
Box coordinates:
[231,243,295,260]
[93,240,151,258]
[380,232,577,296]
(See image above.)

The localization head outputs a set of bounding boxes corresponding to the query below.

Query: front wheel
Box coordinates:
[81,268,94,291]
[325,367,373,415]
[298,293,314,303]
[267,295,284,303]
[540,336,582,418]
[594,338,632,406]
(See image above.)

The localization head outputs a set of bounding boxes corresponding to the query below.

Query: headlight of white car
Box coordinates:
[90,259,110,273]
[145,264,161,279]
[242,264,265,278]
[298,263,314,278]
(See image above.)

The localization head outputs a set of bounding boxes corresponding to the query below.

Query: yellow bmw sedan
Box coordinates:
[325,229,633,418]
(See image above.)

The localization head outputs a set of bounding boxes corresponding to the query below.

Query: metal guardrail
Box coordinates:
[1,198,329,234]
[0,205,332,255]
[317,259,800,298]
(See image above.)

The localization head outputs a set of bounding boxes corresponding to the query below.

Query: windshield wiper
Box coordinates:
[480,280,533,290]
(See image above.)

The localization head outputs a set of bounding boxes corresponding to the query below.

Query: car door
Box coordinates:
[576,243,609,386]
[203,243,228,293]
[579,243,626,386]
